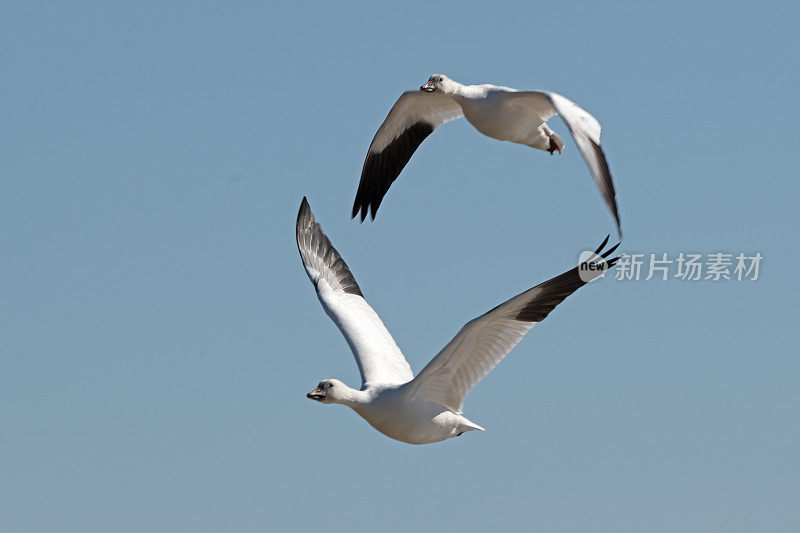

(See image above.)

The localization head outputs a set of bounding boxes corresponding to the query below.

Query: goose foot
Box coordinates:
[547,137,562,155]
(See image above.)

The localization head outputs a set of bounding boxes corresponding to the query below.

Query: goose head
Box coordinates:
[420,74,458,94]
[306,379,346,404]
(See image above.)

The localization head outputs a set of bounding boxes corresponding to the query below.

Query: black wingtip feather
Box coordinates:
[594,235,610,254]
[602,242,621,258]
[586,139,622,237]
[351,121,435,223]
[514,237,620,323]
[296,197,364,298]
[298,196,312,224]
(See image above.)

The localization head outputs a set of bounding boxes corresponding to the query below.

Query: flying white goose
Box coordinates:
[352,74,621,236]
[297,197,619,445]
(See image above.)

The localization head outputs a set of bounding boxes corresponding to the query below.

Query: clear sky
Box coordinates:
[1,1,798,531]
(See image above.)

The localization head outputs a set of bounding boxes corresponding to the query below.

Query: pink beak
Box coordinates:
[306,386,324,400]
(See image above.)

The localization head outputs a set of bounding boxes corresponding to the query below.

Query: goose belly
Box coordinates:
[462,100,545,146]
[356,401,464,445]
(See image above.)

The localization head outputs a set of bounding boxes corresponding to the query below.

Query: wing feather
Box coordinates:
[506,90,621,236]
[352,91,463,221]
[408,238,619,413]
[297,198,414,387]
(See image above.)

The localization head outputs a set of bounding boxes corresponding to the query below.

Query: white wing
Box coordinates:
[296,198,414,387]
[352,91,464,221]
[408,238,620,413]
[506,90,621,236]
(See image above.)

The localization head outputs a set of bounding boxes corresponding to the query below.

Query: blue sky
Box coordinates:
[1,1,798,531]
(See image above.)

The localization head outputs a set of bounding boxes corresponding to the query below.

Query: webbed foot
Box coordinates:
[547,136,562,155]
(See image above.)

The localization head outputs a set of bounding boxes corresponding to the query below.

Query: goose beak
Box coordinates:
[306,386,325,401]
[420,81,436,92]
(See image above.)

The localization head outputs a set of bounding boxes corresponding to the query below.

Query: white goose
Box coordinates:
[297,197,618,444]
[352,74,621,236]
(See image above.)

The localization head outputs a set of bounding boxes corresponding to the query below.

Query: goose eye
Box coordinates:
[329,383,334,388]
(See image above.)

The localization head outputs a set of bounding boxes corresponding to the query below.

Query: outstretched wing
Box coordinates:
[408,237,619,413]
[506,90,621,237]
[296,198,414,387]
[352,91,463,221]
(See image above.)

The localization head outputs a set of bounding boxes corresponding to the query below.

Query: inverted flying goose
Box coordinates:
[352,74,622,236]
[298,197,619,444]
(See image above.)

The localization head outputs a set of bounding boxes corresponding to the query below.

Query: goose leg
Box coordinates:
[547,134,563,155]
